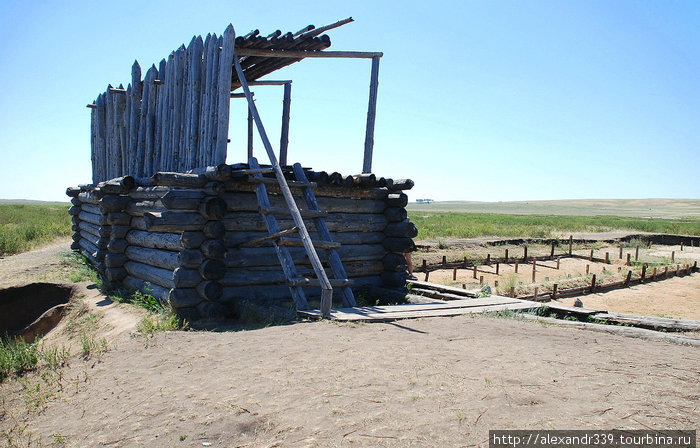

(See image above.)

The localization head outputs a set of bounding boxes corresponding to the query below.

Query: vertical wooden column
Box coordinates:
[362,56,381,174]
[247,107,254,160]
[279,82,292,166]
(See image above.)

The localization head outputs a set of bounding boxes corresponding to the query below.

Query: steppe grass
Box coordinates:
[408,212,700,240]
[0,204,71,255]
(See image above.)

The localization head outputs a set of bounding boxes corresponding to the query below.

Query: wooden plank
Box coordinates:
[591,313,700,332]
[362,56,380,173]
[235,49,383,58]
[279,82,291,165]
[129,61,142,176]
[408,280,481,298]
[153,58,167,172]
[188,35,204,169]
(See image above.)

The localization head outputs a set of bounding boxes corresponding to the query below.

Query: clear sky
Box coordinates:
[0,0,698,202]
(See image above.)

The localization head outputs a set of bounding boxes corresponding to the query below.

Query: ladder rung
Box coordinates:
[250,177,316,188]
[240,227,299,247]
[279,237,340,250]
[260,206,327,218]
[289,278,354,288]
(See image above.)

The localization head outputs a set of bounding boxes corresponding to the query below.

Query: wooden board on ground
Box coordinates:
[299,295,542,322]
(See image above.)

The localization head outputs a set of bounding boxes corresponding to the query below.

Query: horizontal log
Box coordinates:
[66,187,81,197]
[160,189,205,209]
[99,194,131,212]
[221,192,386,214]
[169,288,203,309]
[126,200,167,217]
[180,231,207,249]
[388,179,414,191]
[104,253,128,268]
[224,231,386,247]
[197,301,229,319]
[106,212,131,225]
[201,240,227,260]
[224,179,389,200]
[173,267,202,288]
[199,259,226,280]
[70,197,81,206]
[220,261,384,287]
[384,207,407,222]
[197,280,223,301]
[97,176,135,194]
[187,164,232,181]
[77,190,101,205]
[126,230,181,251]
[384,220,418,238]
[126,246,179,270]
[104,267,127,282]
[125,261,175,289]
[383,237,416,253]
[151,172,207,188]
[179,249,204,268]
[123,275,170,301]
[222,276,383,304]
[144,211,207,232]
[199,197,227,220]
[79,220,109,238]
[68,205,80,216]
[225,244,386,267]
[235,48,383,58]
[383,253,407,272]
[78,238,101,260]
[386,193,408,208]
[80,230,108,250]
[78,211,105,226]
[111,225,129,239]
[80,203,102,215]
[203,221,226,239]
[78,248,104,271]
[223,212,387,233]
[107,238,128,254]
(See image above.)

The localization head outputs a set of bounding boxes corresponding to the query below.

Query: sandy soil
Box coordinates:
[1,240,698,447]
[0,237,74,288]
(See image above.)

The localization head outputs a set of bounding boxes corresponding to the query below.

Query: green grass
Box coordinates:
[0,203,71,255]
[408,212,700,240]
[0,338,70,384]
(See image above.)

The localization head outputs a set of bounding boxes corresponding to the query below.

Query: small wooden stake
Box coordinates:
[462,284,466,289]
[619,246,623,259]
[590,249,594,261]
[671,251,675,262]
[664,266,668,278]
[452,267,457,281]
[442,255,447,267]
[424,271,430,281]
[505,249,509,263]
[494,280,499,288]
[605,252,609,263]
[531,259,536,282]
[523,246,528,260]
[586,264,590,274]
[479,275,484,285]
[568,235,573,255]
[635,246,639,261]
[680,242,683,251]
[550,242,555,258]
[473,265,477,279]
[641,265,646,282]
[652,267,657,280]
[556,258,560,270]
[590,274,596,292]
[422,259,427,272]
[510,286,515,298]
[552,284,558,300]
[486,254,491,265]
[533,287,539,301]
[626,254,631,266]
[514,262,519,273]
[624,270,632,286]
[463,257,467,268]
[495,262,500,275]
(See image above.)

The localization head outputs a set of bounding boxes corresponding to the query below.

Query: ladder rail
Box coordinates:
[233,45,334,316]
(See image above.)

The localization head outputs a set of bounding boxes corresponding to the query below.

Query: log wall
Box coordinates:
[67,165,415,320]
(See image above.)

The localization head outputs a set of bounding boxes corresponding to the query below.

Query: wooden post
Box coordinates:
[652,267,657,280]
[605,252,609,263]
[473,265,477,279]
[452,267,457,281]
[552,283,558,300]
[568,235,572,255]
[626,253,631,266]
[504,249,509,263]
[214,25,235,164]
[590,274,596,292]
[362,55,380,173]
[550,241,555,258]
[442,255,447,267]
[635,246,639,261]
[556,258,560,270]
[422,259,427,272]
[619,246,623,259]
[523,246,528,260]
[586,264,590,274]
[624,270,632,286]
[486,254,491,265]
[514,262,519,273]
[532,259,536,282]
[279,82,291,166]
[590,249,594,261]
[479,275,483,285]
[664,266,668,278]
[424,270,429,282]
[641,265,646,282]
[462,257,467,268]
[671,251,675,262]
[533,287,538,301]
[676,264,680,276]
[495,262,500,275]
[680,242,683,251]
[494,280,499,288]
[510,286,515,298]
[247,106,253,159]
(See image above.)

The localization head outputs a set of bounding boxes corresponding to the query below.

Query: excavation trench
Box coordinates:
[0,283,76,342]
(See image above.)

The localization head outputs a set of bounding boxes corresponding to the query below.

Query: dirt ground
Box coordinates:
[1,240,699,447]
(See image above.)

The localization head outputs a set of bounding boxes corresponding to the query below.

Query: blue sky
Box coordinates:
[0,0,698,202]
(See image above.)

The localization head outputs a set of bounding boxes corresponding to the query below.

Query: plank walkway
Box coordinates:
[298,296,542,322]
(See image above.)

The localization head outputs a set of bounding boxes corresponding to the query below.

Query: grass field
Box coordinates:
[0,203,71,256]
[408,212,700,240]
[407,198,700,218]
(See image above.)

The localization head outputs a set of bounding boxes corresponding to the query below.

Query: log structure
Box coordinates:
[68,165,415,320]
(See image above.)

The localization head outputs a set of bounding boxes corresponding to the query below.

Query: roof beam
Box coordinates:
[235,49,383,59]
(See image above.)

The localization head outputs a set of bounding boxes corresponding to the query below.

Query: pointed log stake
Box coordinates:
[215,25,236,164]
[233,38,333,316]
[362,55,380,174]
[279,82,291,166]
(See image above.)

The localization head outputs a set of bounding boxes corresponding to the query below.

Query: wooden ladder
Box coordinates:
[232,43,355,315]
